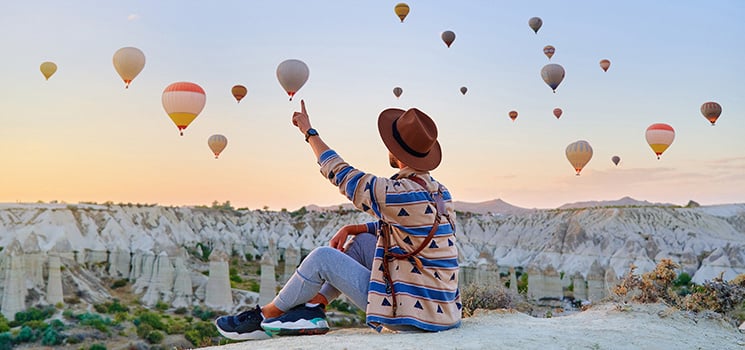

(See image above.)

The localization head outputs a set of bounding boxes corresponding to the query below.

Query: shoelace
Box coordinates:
[236,306,260,322]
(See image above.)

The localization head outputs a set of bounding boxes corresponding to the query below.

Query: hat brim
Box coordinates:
[378,108,442,171]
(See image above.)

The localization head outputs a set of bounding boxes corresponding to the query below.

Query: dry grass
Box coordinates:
[461,282,518,317]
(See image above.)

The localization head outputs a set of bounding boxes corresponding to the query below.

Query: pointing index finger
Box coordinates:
[301,100,307,115]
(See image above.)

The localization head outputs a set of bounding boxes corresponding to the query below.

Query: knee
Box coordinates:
[305,246,338,262]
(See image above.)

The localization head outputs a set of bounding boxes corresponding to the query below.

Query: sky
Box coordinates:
[0,1,743,211]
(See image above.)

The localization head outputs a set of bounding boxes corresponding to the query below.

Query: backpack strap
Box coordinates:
[379,174,452,316]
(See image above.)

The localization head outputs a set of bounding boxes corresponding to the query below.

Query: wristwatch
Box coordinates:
[305,128,319,142]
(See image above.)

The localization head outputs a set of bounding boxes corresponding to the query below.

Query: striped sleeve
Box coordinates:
[318,150,384,219]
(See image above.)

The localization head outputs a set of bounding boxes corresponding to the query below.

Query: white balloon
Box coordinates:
[276,59,309,101]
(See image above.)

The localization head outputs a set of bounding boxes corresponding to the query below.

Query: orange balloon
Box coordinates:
[232,85,247,103]
[509,110,518,121]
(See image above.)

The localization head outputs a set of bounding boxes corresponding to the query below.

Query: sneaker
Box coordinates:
[261,304,330,336]
[215,305,271,340]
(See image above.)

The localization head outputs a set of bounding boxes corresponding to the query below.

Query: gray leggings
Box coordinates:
[271,233,376,312]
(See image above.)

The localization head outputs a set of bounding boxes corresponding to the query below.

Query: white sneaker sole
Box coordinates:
[214,319,272,340]
[262,318,330,336]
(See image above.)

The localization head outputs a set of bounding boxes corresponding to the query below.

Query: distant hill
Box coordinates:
[557,196,677,210]
[304,199,533,216]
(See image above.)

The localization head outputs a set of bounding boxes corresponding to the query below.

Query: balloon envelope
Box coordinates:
[276,59,309,101]
[553,108,563,119]
[441,30,456,48]
[700,101,722,126]
[112,47,145,88]
[460,86,467,95]
[528,17,543,33]
[232,85,248,103]
[541,64,565,93]
[645,123,675,159]
[543,45,555,60]
[566,140,593,175]
[162,82,206,136]
[208,134,228,159]
[612,156,621,166]
[393,87,403,98]
[394,3,409,22]
[40,61,57,80]
[599,59,611,72]
[509,110,518,121]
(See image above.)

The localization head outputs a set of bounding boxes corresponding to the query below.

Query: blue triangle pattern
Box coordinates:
[362,203,370,212]
[411,266,421,274]
[437,305,443,313]
[382,298,391,306]
[403,236,413,245]
[397,208,409,216]
[424,205,433,214]
[327,171,335,179]
[456,302,462,310]
[434,271,441,280]
[414,301,423,310]
[448,239,454,246]
[429,240,438,248]
[450,273,456,281]
[364,181,373,192]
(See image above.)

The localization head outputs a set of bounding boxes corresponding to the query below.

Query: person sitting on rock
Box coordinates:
[215,100,460,340]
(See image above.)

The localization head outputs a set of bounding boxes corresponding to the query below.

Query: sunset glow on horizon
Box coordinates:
[1,1,743,211]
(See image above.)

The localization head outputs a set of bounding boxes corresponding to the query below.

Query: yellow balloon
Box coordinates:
[40,61,57,80]
[394,3,410,22]
[161,82,207,136]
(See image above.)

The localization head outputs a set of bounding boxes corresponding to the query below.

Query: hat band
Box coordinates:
[392,118,430,158]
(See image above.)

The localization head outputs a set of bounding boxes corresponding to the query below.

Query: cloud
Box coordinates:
[127,14,140,21]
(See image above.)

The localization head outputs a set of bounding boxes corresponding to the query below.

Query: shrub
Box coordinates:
[135,311,165,331]
[0,333,11,350]
[14,325,38,343]
[0,315,8,333]
[613,259,680,305]
[184,320,219,347]
[111,279,128,289]
[89,343,107,350]
[77,313,112,333]
[145,330,164,344]
[13,306,55,324]
[41,327,63,346]
[683,274,745,314]
[155,301,169,311]
[461,282,517,317]
[192,306,215,321]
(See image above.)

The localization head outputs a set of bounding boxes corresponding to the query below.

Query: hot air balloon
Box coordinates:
[566,140,593,175]
[611,155,621,166]
[528,17,543,34]
[393,86,403,98]
[553,108,563,119]
[543,45,555,60]
[208,134,228,159]
[599,59,611,72]
[162,82,206,136]
[541,63,565,93]
[112,47,145,88]
[700,102,722,126]
[394,3,409,22]
[645,123,675,159]
[460,86,467,95]
[441,30,456,48]
[276,59,309,101]
[40,61,57,80]
[232,85,247,103]
[509,110,518,121]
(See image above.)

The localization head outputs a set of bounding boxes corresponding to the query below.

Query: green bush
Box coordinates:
[0,333,11,350]
[155,301,170,311]
[14,325,38,343]
[136,323,153,339]
[22,320,48,330]
[111,279,128,289]
[135,311,165,330]
[174,307,188,315]
[146,330,164,344]
[13,306,55,324]
[192,306,215,321]
[89,343,107,350]
[184,320,219,347]
[77,313,112,333]
[41,327,63,346]
[0,315,9,333]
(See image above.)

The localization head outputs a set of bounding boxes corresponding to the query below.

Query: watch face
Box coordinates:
[308,129,318,135]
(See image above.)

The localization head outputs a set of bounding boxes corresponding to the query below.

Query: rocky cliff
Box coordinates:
[0,201,743,318]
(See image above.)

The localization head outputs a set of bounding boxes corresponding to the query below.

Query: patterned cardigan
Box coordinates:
[318,150,461,332]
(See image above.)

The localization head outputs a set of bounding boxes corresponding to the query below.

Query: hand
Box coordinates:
[329,225,356,252]
[292,100,312,135]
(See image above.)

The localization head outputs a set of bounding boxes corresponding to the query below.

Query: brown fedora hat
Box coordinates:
[378,108,442,171]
